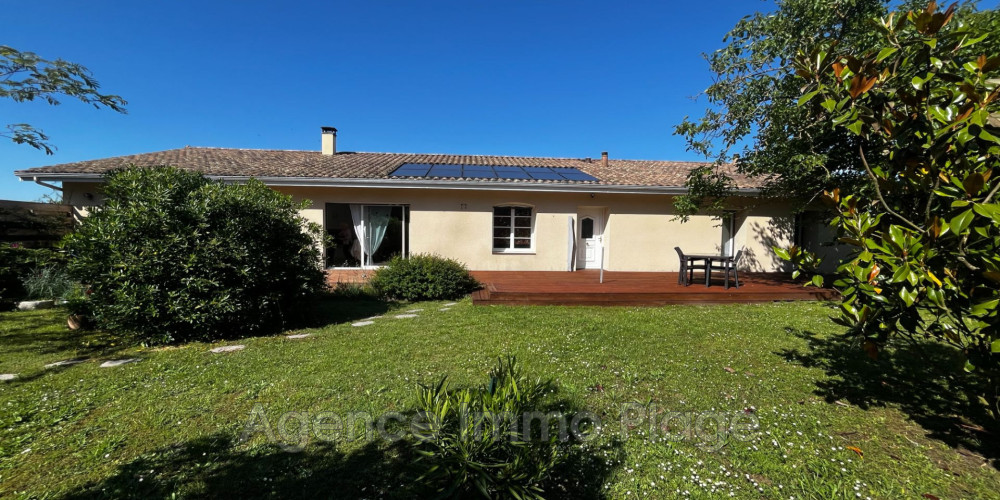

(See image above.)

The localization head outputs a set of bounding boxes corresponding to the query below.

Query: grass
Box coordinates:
[1,299,998,499]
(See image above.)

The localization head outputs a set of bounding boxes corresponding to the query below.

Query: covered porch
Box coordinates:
[469,270,836,306]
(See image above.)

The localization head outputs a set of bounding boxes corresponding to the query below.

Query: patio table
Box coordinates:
[683,254,734,288]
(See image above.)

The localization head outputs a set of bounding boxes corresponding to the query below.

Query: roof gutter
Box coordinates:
[13,171,762,196]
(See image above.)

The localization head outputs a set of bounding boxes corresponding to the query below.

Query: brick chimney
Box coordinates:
[601,151,608,168]
[321,127,337,155]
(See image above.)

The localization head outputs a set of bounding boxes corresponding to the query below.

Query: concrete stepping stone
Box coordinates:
[351,321,374,327]
[439,307,451,311]
[45,359,87,369]
[394,314,418,319]
[209,345,245,353]
[365,315,383,320]
[406,309,423,313]
[0,374,17,381]
[443,302,458,306]
[100,358,141,368]
[286,334,313,339]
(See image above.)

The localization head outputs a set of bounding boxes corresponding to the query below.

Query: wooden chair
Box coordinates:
[674,247,707,286]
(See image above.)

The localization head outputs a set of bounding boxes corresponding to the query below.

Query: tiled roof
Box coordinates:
[14,147,764,189]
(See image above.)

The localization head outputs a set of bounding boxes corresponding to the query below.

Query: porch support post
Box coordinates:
[599,241,605,284]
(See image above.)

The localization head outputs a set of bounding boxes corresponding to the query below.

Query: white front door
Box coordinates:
[577,208,604,269]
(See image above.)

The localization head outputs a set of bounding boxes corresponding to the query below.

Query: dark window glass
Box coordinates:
[581,218,594,239]
[493,206,533,250]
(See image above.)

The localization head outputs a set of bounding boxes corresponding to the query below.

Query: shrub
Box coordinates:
[328,281,377,299]
[369,254,479,301]
[21,265,75,300]
[411,357,568,499]
[0,245,66,309]
[63,166,327,344]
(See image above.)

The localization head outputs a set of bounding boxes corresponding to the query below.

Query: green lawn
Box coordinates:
[1,299,998,499]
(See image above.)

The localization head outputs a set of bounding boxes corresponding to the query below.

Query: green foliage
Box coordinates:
[0,244,66,309]
[0,45,126,154]
[20,265,75,300]
[411,357,568,499]
[63,166,327,345]
[369,254,479,302]
[328,281,378,299]
[673,0,997,219]
[4,302,1000,497]
[782,2,1000,417]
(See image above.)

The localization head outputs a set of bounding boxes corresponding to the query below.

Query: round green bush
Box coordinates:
[64,166,327,344]
[369,254,479,301]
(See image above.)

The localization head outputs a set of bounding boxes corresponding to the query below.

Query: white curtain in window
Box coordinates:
[349,205,393,266]
[366,206,392,264]
[349,204,365,263]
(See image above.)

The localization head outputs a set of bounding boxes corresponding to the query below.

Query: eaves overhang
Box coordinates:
[15,171,763,196]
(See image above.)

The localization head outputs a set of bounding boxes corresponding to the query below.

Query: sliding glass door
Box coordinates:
[324,203,409,268]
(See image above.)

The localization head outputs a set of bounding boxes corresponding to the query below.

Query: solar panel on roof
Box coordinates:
[524,167,563,180]
[463,170,497,179]
[389,163,432,177]
[427,165,463,177]
[558,171,599,181]
[529,172,564,180]
[387,163,597,182]
[495,170,532,179]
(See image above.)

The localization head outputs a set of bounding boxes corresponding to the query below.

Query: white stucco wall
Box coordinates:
[62,181,797,272]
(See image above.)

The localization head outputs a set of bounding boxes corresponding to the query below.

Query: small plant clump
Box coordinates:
[21,265,75,301]
[369,254,479,301]
[411,356,582,499]
[0,245,67,309]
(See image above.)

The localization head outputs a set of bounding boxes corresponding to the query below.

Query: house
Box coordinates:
[14,127,829,274]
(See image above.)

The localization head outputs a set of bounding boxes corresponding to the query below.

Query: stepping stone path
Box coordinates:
[100,358,141,368]
[286,334,313,339]
[209,345,245,353]
[351,321,374,327]
[45,359,86,368]
[0,374,17,381]
[394,314,418,319]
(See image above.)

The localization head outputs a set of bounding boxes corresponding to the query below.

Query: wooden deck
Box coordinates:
[470,270,837,306]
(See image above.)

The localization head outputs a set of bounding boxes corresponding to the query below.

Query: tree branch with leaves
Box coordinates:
[672,0,996,220]
[1,45,126,154]
[779,1,1000,420]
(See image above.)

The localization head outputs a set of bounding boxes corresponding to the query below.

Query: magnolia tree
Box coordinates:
[780,2,1000,416]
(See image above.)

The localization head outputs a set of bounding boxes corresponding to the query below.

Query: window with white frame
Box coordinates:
[493,206,533,252]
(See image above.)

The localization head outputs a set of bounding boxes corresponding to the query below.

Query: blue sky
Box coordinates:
[2,1,794,200]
